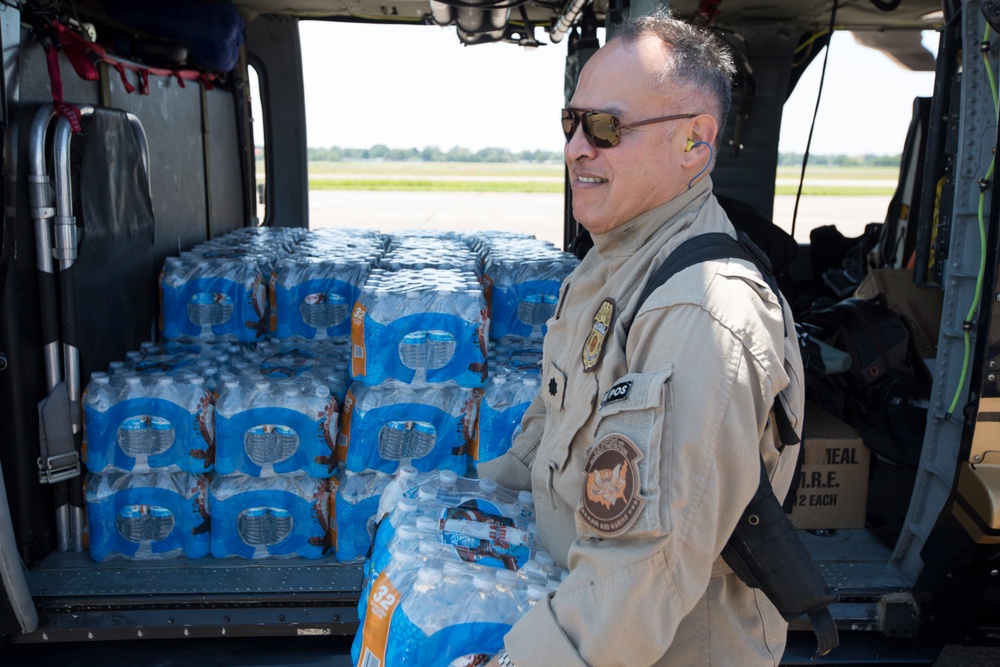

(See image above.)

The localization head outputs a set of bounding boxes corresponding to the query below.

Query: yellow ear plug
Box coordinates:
[685,139,695,152]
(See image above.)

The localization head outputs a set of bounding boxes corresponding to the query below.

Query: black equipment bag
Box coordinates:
[629,231,838,658]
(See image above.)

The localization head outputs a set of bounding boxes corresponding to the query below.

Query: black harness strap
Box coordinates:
[626,230,837,657]
[629,231,799,448]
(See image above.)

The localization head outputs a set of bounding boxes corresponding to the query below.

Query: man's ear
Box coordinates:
[680,114,719,166]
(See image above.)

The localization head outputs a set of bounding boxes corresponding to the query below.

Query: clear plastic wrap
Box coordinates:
[208,471,333,559]
[85,470,210,561]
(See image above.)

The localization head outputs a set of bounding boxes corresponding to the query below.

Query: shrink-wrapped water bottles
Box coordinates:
[209,471,333,559]
[351,468,565,667]
[160,255,269,342]
[83,371,214,474]
[474,370,541,467]
[350,268,488,387]
[271,256,375,339]
[214,376,338,478]
[333,469,393,562]
[481,240,578,340]
[337,381,478,475]
[85,470,210,561]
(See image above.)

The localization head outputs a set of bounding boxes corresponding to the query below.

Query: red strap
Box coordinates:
[44,19,222,101]
[52,20,101,81]
[112,61,136,94]
[42,40,83,133]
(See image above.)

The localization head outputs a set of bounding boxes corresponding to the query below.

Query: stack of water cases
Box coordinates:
[336,232,488,562]
[353,468,566,667]
[270,229,384,340]
[475,233,578,340]
[83,338,228,561]
[159,227,308,342]
[85,227,574,565]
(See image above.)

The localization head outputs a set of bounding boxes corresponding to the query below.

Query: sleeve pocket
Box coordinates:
[575,366,673,540]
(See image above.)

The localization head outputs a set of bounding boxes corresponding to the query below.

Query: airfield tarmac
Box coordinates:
[307,190,888,247]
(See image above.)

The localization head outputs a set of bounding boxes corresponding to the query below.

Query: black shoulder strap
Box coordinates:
[631,233,836,657]
[631,231,778,323]
[629,231,798,448]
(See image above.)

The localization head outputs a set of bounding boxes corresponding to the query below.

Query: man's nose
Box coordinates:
[565,122,597,162]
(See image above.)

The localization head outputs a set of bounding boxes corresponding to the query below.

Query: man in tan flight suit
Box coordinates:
[481,9,805,667]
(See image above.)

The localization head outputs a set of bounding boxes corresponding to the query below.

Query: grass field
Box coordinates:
[260,161,900,195]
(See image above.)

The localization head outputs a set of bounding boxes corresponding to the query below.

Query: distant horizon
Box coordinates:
[295,144,904,161]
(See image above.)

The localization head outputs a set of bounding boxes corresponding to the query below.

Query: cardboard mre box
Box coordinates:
[854,268,943,359]
[788,403,871,530]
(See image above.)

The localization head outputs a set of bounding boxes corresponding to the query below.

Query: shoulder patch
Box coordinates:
[578,434,645,537]
[601,380,632,407]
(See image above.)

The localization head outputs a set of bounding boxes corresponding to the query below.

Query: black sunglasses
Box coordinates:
[561,108,697,148]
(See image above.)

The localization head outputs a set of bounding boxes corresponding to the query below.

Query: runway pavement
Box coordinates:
[306,190,892,247]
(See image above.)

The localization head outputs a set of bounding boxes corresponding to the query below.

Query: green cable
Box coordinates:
[945,25,996,419]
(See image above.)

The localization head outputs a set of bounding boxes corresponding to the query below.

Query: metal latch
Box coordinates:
[37,451,81,484]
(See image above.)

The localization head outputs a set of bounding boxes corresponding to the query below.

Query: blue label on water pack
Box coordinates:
[86,484,210,561]
[84,397,213,474]
[209,487,331,559]
[476,399,532,465]
[334,486,381,563]
[385,614,508,667]
[490,278,561,340]
[162,274,267,342]
[215,406,337,478]
[344,400,471,475]
[275,277,359,339]
[356,311,488,388]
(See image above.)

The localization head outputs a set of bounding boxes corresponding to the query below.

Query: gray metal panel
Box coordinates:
[207,87,248,238]
[892,0,996,581]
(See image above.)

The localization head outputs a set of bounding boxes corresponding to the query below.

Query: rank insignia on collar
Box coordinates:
[582,298,616,372]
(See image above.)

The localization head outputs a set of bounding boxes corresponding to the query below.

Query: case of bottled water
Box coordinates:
[83,372,215,474]
[160,255,269,342]
[338,381,478,475]
[209,471,332,559]
[474,370,541,467]
[354,553,552,667]
[85,470,210,561]
[350,268,488,387]
[332,469,392,562]
[214,376,338,478]
[271,256,375,340]
[482,241,578,340]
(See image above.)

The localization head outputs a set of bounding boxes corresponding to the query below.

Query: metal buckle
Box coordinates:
[37,451,81,484]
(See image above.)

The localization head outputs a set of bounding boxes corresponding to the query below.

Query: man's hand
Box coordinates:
[483,658,500,667]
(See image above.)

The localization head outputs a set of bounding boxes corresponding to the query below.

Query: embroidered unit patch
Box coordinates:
[578,433,645,536]
[582,298,616,372]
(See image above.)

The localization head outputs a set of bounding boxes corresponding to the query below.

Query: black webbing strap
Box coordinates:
[627,231,837,656]
[629,231,798,447]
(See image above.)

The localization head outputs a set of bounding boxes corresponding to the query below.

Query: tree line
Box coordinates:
[307,145,563,163]
[302,145,903,167]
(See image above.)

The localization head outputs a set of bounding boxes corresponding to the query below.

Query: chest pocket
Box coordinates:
[576,366,673,540]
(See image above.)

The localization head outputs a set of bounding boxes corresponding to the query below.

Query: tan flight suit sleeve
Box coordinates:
[477,391,545,492]
[504,269,788,666]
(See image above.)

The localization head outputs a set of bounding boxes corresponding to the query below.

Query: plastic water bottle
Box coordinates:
[377,464,419,521]
[117,376,150,458]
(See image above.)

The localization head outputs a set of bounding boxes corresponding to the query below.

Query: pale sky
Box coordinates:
[290,21,938,156]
